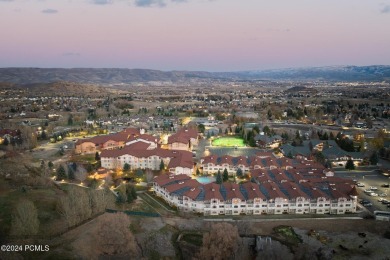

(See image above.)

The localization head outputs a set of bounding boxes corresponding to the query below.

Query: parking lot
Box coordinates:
[335,169,390,212]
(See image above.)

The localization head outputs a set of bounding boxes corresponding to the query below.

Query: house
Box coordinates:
[254,134,282,148]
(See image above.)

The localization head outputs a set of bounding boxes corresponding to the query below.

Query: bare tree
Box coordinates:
[95,213,139,257]
[10,199,40,236]
[57,186,92,228]
[145,169,154,183]
[198,222,241,260]
[89,189,115,215]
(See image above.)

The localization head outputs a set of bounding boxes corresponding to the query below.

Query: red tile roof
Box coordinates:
[241,182,266,200]
[204,183,224,201]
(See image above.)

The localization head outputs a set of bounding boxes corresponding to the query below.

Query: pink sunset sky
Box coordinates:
[1,0,390,71]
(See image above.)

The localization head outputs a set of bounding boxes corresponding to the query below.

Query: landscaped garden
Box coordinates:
[211,136,245,147]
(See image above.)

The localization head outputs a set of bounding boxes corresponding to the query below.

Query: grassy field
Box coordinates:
[212,136,245,147]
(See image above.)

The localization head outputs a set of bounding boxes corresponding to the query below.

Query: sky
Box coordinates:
[1,0,390,71]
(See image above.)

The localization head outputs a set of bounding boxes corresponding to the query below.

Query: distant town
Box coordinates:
[1,69,390,259]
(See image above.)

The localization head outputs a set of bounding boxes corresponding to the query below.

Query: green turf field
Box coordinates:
[211,137,245,147]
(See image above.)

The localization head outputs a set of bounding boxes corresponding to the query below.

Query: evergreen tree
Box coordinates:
[329,132,335,140]
[136,168,143,178]
[324,160,332,169]
[224,128,228,135]
[207,131,211,139]
[41,130,47,140]
[223,168,229,182]
[196,168,200,175]
[159,159,165,171]
[286,151,293,159]
[57,165,67,180]
[369,152,379,165]
[2,138,9,146]
[95,152,100,161]
[68,165,75,180]
[236,168,243,178]
[48,161,54,169]
[216,170,223,184]
[345,158,355,170]
[67,115,73,126]
[123,163,130,172]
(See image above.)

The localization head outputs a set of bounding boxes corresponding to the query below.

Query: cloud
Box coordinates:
[0,0,14,2]
[381,5,390,13]
[62,52,81,57]
[42,9,58,14]
[134,0,166,7]
[91,0,113,5]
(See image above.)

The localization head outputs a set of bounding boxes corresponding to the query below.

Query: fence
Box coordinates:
[106,208,160,217]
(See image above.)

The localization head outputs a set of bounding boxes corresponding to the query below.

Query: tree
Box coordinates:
[136,169,144,178]
[197,124,205,134]
[57,164,67,180]
[369,152,379,166]
[130,185,137,200]
[206,131,211,139]
[123,163,130,172]
[95,213,139,257]
[216,170,223,184]
[41,130,47,140]
[57,186,92,228]
[314,151,325,165]
[68,165,75,180]
[223,168,229,182]
[324,160,332,169]
[95,152,100,161]
[198,222,241,260]
[10,199,40,236]
[345,158,355,170]
[67,114,74,126]
[48,161,54,169]
[196,168,201,175]
[263,126,270,135]
[236,168,243,178]
[159,159,165,171]
[2,137,9,146]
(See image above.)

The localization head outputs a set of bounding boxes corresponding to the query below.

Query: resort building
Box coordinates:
[100,143,194,175]
[167,128,199,151]
[152,171,358,216]
[75,128,155,154]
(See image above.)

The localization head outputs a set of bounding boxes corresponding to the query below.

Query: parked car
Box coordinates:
[370,186,378,190]
[381,184,390,188]
[357,183,365,187]
[382,200,390,205]
[370,192,378,197]
[362,202,372,207]
[379,193,387,197]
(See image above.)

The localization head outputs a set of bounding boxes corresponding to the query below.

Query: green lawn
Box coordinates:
[212,137,245,147]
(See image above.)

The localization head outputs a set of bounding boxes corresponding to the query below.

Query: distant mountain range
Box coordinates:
[0,66,389,84]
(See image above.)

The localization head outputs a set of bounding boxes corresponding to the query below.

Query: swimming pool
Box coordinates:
[194,176,216,184]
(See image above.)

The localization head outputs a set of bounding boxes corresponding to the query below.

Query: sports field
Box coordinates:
[211,137,245,147]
